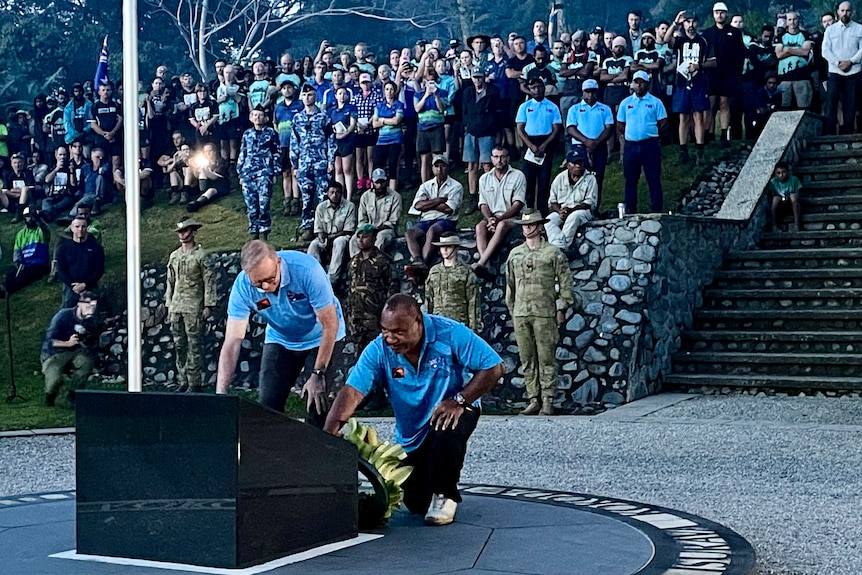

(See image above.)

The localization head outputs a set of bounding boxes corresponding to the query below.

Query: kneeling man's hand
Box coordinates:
[302,374,328,415]
[431,399,463,431]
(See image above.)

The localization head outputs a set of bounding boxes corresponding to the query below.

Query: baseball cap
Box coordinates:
[632,70,650,82]
[713,2,729,11]
[471,66,485,77]
[432,154,449,166]
[371,168,387,181]
[359,73,373,83]
[21,206,32,217]
[566,149,587,164]
[582,79,599,91]
[612,36,627,48]
[642,31,656,40]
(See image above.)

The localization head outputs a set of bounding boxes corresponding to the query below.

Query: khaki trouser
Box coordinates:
[308,236,350,281]
[171,312,202,388]
[513,315,559,401]
[41,350,93,395]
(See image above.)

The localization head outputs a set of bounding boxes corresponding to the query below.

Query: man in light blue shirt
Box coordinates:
[325,294,504,526]
[566,79,615,201]
[515,77,562,212]
[217,240,346,427]
[617,70,668,213]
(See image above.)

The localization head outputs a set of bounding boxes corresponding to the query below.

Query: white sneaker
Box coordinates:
[424,493,457,526]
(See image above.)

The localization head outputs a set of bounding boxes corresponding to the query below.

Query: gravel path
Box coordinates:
[2,394,860,575]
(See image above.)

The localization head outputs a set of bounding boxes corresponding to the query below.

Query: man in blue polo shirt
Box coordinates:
[515,77,562,213]
[565,78,614,204]
[325,294,504,526]
[217,240,346,428]
[617,70,668,213]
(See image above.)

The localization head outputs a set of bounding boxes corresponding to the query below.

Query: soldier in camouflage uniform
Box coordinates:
[425,233,481,332]
[165,218,217,392]
[346,223,396,354]
[238,106,280,239]
[505,209,574,415]
[290,84,336,241]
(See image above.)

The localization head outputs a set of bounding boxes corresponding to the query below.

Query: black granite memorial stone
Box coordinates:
[75,391,357,568]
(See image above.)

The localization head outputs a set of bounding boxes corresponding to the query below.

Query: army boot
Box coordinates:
[168,189,180,205]
[540,395,555,416]
[520,397,541,416]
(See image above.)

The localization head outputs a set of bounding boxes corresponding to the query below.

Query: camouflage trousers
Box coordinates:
[242,176,273,234]
[296,164,328,229]
[170,312,202,389]
[513,315,559,401]
[41,350,93,395]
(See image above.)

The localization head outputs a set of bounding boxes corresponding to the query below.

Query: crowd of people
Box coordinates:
[1,1,851,525]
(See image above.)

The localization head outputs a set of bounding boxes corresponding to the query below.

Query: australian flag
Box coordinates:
[94,36,109,88]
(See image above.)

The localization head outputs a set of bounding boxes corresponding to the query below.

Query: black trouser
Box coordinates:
[826,72,859,135]
[4,264,49,296]
[402,116,418,181]
[522,138,554,213]
[623,138,663,214]
[259,340,344,428]
[402,405,480,514]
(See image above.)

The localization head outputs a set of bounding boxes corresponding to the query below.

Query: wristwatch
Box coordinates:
[454,392,467,406]
[312,368,327,379]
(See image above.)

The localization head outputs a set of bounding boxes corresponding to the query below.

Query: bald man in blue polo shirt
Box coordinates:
[217,240,346,427]
[325,294,504,526]
[616,70,668,213]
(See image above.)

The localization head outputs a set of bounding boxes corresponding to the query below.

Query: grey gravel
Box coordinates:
[2,394,860,575]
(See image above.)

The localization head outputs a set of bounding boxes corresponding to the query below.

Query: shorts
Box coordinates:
[462,134,494,163]
[217,117,244,141]
[355,132,376,148]
[372,143,402,179]
[416,124,445,154]
[444,114,458,126]
[336,138,357,157]
[92,135,122,158]
[673,77,711,114]
[280,147,293,172]
[780,79,813,109]
[603,85,630,108]
[708,71,739,98]
[413,218,455,234]
[199,176,230,196]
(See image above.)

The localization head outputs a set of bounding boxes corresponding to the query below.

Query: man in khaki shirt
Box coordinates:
[349,168,403,257]
[308,181,357,283]
[545,149,597,249]
[406,155,463,268]
[474,146,526,279]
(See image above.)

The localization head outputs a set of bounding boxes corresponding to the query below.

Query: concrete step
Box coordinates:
[759,230,862,248]
[692,308,862,331]
[803,194,862,206]
[664,373,862,391]
[799,149,862,164]
[672,351,862,377]
[802,178,862,191]
[724,247,862,270]
[713,268,862,289]
[703,287,862,305]
[683,330,862,353]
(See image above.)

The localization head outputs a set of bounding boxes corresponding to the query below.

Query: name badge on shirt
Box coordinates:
[256,298,272,311]
[392,367,405,379]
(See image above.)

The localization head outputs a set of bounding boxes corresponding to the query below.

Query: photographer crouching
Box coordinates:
[41,291,98,407]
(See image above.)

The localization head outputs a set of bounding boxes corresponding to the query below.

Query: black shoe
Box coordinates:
[45,392,57,407]
[186,199,201,212]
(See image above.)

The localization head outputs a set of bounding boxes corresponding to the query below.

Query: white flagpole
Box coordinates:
[122,0,142,392]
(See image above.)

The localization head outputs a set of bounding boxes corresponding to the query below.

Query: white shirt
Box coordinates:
[409,176,463,221]
[822,19,862,76]
[478,166,527,217]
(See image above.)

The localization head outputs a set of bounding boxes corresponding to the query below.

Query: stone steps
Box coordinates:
[664,373,862,391]
[713,267,862,289]
[802,178,862,190]
[724,247,862,269]
[802,194,862,206]
[692,309,862,331]
[799,149,862,165]
[683,329,862,353]
[672,351,862,377]
[759,230,862,248]
[702,288,862,310]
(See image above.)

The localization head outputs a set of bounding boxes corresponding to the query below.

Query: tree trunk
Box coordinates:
[198,0,209,80]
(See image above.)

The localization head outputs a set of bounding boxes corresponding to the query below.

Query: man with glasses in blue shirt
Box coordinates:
[216,240,346,428]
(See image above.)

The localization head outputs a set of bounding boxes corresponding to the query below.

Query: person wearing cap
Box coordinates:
[40,290,99,407]
[352,71,382,193]
[218,240,347,428]
[665,10,715,165]
[461,66,503,211]
[566,78,613,202]
[165,218,216,393]
[274,78,304,216]
[473,145,525,277]
[702,2,746,146]
[291,84,337,240]
[468,34,492,71]
[0,152,35,220]
[63,83,93,148]
[633,30,667,98]
[515,77,562,213]
[2,205,50,296]
[558,30,600,123]
[346,223,397,358]
[414,56,449,184]
[307,181,356,284]
[775,11,814,111]
[600,36,634,157]
[589,26,610,61]
[350,167,402,257]
[424,232,481,332]
[406,154,463,270]
[505,209,574,416]
[545,149,597,249]
[617,70,668,214]
[55,215,104,308]
[238,106,280,240]
[821,1,862,134]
